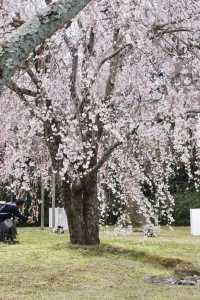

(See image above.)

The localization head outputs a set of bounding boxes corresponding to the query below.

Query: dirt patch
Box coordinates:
[175,263,200,277]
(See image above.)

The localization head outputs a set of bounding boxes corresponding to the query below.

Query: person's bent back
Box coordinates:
[0,200,33,243]
[0,200,33,224]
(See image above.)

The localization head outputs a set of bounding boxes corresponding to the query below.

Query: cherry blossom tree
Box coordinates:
[1,0,200,245]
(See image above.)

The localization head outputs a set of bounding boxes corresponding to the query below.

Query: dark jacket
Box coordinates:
[0,203,28,223]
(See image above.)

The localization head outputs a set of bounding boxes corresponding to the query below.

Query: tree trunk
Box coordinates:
[62,173,100,245]
[127,199,146,227]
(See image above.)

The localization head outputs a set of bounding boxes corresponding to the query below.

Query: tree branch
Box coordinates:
[9,82,38,97]
[64,38,84,140]
[87,126,139,176]
[90,43,132,92]
[63,36,80,107]
[98,43,132,73]
[8,80,41,119]
[0,0,92,93]
[24,62,42,90]
[151,23,192,38]
[187,109,200,114]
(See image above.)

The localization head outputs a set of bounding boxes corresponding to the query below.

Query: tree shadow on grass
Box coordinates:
[66,243,187,269]
[50,241,200,276]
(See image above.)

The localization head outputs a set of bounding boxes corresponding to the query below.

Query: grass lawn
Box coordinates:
[0,227,200,300]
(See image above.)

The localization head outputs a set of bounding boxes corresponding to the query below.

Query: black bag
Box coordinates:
[0,202,17,243]
[0,219,17,242]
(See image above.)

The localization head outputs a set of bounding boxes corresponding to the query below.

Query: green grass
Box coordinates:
[0,227,200,299]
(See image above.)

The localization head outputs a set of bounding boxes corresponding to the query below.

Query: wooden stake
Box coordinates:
[52,172,56,228]
[41,178,45,230]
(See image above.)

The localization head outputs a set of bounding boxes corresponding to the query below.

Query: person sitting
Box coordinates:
[0,199,33,243]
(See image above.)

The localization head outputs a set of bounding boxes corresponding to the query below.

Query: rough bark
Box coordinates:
[62,173,99,245]
[82,174,99,245]
[0,0,92,93]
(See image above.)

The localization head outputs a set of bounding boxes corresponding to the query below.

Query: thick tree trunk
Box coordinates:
[82,175,100,245]
[62,173,100,245]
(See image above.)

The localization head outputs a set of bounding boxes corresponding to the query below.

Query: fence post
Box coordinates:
[52,172,56,228]
[41,178,45,230]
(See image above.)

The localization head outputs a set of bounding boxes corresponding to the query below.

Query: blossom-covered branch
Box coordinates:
[0,0,91,93]
[88,126,139,176]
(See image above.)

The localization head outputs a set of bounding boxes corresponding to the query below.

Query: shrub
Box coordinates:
[174,191,200,226]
